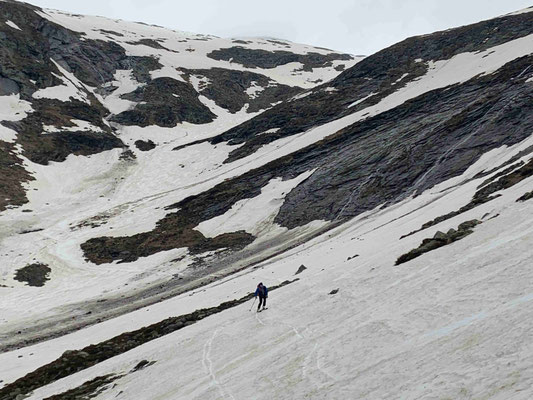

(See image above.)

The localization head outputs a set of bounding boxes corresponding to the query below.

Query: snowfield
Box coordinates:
[1,3,533,399]
[3,137,533,399]
[1,9,532,344]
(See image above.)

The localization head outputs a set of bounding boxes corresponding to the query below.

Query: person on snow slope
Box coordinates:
[254,282,268,312]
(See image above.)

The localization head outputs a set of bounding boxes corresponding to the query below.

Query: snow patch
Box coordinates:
[150,66,186,82]
[195,170,315,238]
[32,60,89,104]
[290,91,312,101]
[96,70,142,114]
[245,81,265,99]
[0,94,33,142]
[189,75,211,92]
[5,20,21,31]
[503,6,533,16]
[42,119,104,134]
[392,73,409,85]
[348,92,377,108]
[258,128,280,136]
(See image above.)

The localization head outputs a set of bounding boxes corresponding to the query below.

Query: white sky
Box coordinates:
[27,0,532,55]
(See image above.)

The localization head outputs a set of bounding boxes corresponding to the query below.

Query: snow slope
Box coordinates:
[3,134,533,399]
[1,4,533,400]
[1,6,532,348]
[0,1,358,341]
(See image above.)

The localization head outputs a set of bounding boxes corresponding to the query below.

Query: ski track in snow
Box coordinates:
[258,304,338,391]
[302,343,338,390]
[202,328,236,400]
[255,312,266,326]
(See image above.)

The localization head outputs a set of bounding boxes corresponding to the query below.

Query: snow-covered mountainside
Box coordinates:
[1,0,533,398]
[0,0,359,342]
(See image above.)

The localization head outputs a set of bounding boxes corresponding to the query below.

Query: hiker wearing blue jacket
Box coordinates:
[254,282,268,311]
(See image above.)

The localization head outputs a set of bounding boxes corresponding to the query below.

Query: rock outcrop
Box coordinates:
[396,220,482,265]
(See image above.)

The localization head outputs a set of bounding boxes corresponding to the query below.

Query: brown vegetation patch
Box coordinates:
[14,263,51,287]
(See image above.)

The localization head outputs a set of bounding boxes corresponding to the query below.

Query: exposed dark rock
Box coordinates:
[19,228,44,234]
[0,77,19,95]
[396,220,481,265]
[295,264,307,275]
[517,191,533,202]
[14,263,51,287]
[347,254,359,261]
[82,224,254,264]
[125,56,163,84]
[475,158,533,201]
[0,1,159,101]
[0,279,297,399]
[477,161,524,189]
[126,38,178,53]
[134,139,156,151]
[118,149,136,161]
[131,359,155,372]
[329,288,339,295]
[99,29,124,37]
[266,39,291,47]
[272,56,533,229]
[172,137,210,152]
[180,67,301,113]
[207,47,352,70]
[4,97,124,165]
[111,77,216,127]
[404,157,533,237]
[206,11,533,163]
[0,141,34,212]
[86,54,533,261]
[43,374,121,400]
[0,1,161,92]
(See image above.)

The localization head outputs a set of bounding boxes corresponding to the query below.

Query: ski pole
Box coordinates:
[249,297,256,311]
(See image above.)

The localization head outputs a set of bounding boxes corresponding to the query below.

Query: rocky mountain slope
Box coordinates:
[0,0,360,343]
[1,1,533,399]
[0,0,358,210]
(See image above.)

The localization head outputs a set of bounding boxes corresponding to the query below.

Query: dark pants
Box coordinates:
[258,296,266,310]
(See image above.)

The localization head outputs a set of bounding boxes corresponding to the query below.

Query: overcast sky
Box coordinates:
[27,0,531,55]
